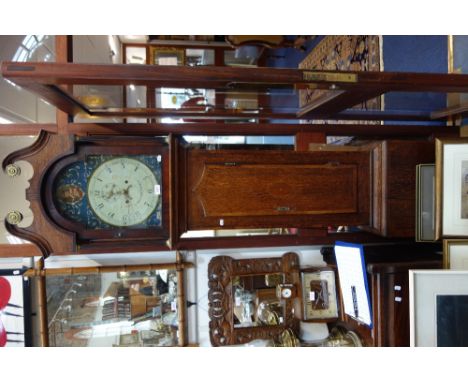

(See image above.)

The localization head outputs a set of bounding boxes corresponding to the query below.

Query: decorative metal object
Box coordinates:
[6,211,23,225]
[5,164,21,177]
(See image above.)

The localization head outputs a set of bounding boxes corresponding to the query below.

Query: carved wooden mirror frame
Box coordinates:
[208,252,300,346]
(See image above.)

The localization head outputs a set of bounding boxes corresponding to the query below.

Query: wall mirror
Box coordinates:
[26,256,192,347]
[208,252,300,346]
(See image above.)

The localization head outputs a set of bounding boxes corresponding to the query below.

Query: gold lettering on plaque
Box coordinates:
[302,72,357,83]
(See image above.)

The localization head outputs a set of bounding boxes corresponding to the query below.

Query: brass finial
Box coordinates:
[6,164,21,177]
[6,211,23,225]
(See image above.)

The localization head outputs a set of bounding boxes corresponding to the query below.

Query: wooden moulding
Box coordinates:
[176,251,187,346]
[3,131,76,257]
[65,122,459,138]
[0,124,57,136]
[208,252,300,346]
[23,261,194,277]
[36,258,49,347]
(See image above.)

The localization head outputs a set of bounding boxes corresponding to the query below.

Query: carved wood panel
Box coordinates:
[208,252,300,346]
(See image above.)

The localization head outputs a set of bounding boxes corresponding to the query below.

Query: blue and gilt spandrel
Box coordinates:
[54,155,163,229]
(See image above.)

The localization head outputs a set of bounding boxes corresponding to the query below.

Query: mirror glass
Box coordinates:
[232,273,285,328]
[46,269,180,346]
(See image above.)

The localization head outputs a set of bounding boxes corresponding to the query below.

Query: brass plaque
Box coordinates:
[302,71,357,83]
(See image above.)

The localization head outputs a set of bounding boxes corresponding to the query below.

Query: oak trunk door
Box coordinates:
[185,149,371,230]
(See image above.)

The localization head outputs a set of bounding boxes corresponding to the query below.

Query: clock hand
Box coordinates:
[103,184,116,200]
[122,184,133,201]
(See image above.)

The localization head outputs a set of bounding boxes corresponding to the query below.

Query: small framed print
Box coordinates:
[416,164,436,242]
[301,268,339,321]
[435,138,468,238]
[443,239,468,269]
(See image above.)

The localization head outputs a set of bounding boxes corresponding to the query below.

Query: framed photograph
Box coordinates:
[443,239,468,269]
[416,164,436,242]
[301,268,339,321]
[409,270,468,346]
[435,138,468,238]
[0,268,32,347]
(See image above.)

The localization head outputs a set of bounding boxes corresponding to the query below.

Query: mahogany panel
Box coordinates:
[373,140,435,237]
[194,164,359,217]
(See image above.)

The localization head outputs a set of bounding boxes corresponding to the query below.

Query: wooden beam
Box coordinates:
[431,102,468,120]
[5,62,468,92]
[89,107,294,119]
[36,258,49,346]
[87,107,436,122]
[0,124,57,136]
[0,244,42,258]
[55,36,73,134]
[65,122,458,138]
[297,89,384,117]
[174,231,395,251]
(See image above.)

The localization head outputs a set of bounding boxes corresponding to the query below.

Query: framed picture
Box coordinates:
[443,239,468,269]
[416,164,436,242]
[435,138,468,238]
[149,46,185,66]
[0,268,32,347]
[409,270,468,346]
[301,268,339,321]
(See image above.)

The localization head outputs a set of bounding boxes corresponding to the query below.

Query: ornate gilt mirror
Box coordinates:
[208,252,300,346]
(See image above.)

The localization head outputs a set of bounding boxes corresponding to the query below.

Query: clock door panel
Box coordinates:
[185,148,371,230]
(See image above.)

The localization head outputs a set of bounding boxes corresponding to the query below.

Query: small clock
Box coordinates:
[276,284,297,300]
[301,269,339,321]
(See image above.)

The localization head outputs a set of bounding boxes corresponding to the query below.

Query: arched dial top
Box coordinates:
[88,157,159,227]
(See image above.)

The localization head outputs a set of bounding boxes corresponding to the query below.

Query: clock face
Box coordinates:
[281,287,292,299]
[88,157,159,227]
[53,154,163,230]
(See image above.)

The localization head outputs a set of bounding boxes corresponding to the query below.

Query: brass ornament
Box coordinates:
[302,71,357,83]
[6,164,21,177]
[6,210,23,225]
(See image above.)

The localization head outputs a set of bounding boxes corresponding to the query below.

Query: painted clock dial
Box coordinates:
[88,157,159,227]
[53,154,163,230]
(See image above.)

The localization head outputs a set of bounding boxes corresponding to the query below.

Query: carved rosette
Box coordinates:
[208,256,233,346]
[208,252,301,347]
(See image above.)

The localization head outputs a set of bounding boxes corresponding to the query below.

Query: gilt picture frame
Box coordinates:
[443,239,468,269]
[435,138,468,239]
[149,46,185,66]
